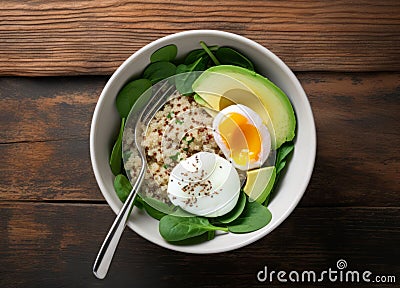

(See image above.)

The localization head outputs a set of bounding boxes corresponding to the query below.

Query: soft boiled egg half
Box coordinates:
[167,152,240,217]
[213,104,271,171]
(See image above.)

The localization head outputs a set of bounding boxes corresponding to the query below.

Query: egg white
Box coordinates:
[212,104,271,171]
[167,152,240,217]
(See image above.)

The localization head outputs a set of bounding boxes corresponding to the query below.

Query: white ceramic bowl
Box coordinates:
[90,30,316,253]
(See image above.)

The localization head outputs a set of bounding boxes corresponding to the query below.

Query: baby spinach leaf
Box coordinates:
[177,57,204,74]
[276,141,294,165]
[171,206,196,217]
[214,191,247,224]
[184,49,207,65]
[175,58,204,95]
[215,47,255,71]
[142,202,194,220]
[141,196,193,220]
[109,118,125,175]
[159,215,228,242]
[150,44,178,63]
[142,196,175,214]
[163,230,215,245]
[207,230,216,241]
[184,46,217,65]
[184,56,210,72]
[133,194,144,209]
[143,61,177,84]
[116,79,152,118]
[264,141,294,206]
[275,141,295,177]
[227,200,272,233]
[200,41,221,66]
[196,56,211,71]
[113,173,131,202]
[276,159,287,174]
[143,203,167,220]
[113,174,144,208]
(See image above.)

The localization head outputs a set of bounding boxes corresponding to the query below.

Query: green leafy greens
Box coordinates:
[143,61,177,84]
[199,41,221,65]
[159,215,228,242]
[227,200,272,233]
[113,174,131,202]
[158,196,272,242]
[275,141,295,175]
[116,79,152,118]
[264,141,295,206]
[214,191,247,224]
[215,47,255,71]
[150,44,178,63]
[109,118,125,175]
[175,58,205,95]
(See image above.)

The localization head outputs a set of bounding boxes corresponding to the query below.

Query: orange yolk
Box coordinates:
[218,112,262,166]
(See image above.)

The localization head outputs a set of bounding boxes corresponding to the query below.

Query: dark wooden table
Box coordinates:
[1,1,399,287]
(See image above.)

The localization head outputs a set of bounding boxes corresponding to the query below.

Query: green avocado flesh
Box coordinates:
[192,65,296,149]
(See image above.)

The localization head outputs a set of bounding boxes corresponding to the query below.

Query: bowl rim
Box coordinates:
[90,29,316,254]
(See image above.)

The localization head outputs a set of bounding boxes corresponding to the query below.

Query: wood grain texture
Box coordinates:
[299,72,400,207]
[0,73,398,205]
[0,76,106,143]
[0,0,399,76]
[0,139,100,201]
[1,203,399,287]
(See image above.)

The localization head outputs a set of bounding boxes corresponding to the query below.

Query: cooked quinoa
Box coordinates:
[124,94,224,203]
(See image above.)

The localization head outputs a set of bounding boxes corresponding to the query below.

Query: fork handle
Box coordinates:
[93,167,145,279]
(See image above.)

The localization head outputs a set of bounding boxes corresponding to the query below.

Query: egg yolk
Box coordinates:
[218,112,261,166]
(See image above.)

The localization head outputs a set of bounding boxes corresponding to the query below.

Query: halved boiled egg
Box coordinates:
[213,104,271,171]
[167,152,240,217]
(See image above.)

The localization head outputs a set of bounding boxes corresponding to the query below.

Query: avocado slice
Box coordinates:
[244,166,276,203]
[192,65,296,149]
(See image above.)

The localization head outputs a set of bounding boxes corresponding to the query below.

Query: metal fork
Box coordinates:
[93,80,175,279]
